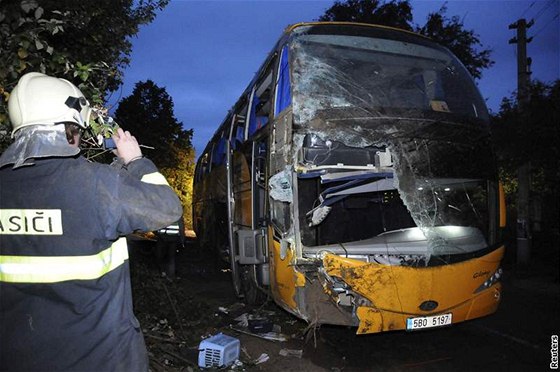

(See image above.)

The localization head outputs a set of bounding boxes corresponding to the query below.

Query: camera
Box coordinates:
[103,137,116,150]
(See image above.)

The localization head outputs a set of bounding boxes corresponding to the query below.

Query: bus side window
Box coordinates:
[248,66,274,137]
[212,134,226,166]
[236,123,245,143]
[231,115,246,150]
[248,95,268,137]
[274,45,291,116]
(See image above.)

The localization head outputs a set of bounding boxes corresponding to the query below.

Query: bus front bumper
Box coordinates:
[319,248,504,334]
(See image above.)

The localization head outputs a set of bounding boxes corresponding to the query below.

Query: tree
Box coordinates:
[161,147,196,229]
[115,80,195,227]
[318,0,493,79]
[318,0,412,30]
[491,80,560,235]
[115,80,193,169]
[0,0,169,151]
[417,4,492,79]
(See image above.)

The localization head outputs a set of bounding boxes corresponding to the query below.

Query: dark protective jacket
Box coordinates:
[0,156,182,371]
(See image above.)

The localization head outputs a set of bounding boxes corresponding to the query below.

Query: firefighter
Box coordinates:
[0,72,182,371]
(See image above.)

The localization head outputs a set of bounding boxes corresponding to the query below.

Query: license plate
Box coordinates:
[406,313,452,330]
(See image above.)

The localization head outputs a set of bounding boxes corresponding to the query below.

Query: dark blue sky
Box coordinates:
[117,0,560,156]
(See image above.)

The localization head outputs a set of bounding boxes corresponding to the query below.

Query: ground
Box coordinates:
[128,236,559,371]
[129,238,323,372]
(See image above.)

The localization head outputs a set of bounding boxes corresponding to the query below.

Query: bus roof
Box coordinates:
[284,21,430,41]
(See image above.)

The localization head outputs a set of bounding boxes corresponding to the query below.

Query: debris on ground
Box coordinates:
[198,333,240,369]
[232,312,288,342]
[279,348,303,358]
[253,353,269,365]
[128,239,309,371]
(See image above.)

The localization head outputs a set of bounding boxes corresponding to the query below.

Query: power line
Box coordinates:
[533,0,556,21]
[533,12,560,37]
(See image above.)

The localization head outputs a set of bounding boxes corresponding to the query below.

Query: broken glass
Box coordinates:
[287,25,498,264]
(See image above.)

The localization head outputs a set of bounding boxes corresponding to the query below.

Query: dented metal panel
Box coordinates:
[268,229,306,314]
[321,246,504,334]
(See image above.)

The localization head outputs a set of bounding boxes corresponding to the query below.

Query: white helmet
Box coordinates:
[8,72,92,136]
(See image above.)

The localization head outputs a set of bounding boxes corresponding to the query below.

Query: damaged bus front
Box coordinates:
[193,22,506,335]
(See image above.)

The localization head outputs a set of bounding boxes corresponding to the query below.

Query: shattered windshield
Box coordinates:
[290,25,489,124]
[286,25,497,264]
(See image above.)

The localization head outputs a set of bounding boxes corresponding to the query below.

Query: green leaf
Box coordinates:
[80,71,89,82]
[35,39,44,50]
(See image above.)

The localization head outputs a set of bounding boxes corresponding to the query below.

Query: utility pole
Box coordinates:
[508,18,533,267]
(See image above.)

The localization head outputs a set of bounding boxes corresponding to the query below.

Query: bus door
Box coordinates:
[228,114,250,295]
[230,134,268,297]
[230,135,269,301]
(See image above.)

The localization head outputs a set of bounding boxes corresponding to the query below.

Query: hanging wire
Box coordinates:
[533,12,560,37]
[533,0,556,21]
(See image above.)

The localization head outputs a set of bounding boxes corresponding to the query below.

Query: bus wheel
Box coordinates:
[241,265,267,305]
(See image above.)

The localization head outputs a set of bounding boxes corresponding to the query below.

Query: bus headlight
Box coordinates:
[474,267,503,293]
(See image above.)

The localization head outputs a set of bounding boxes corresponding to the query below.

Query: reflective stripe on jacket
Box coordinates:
[0,237,128,283]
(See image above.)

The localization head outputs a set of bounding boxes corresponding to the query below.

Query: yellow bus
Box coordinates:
[193,22,506,334]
